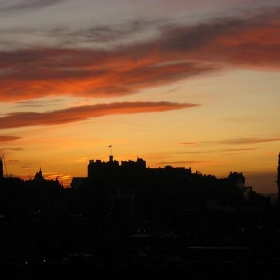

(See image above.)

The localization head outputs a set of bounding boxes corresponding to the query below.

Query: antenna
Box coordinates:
[2,154,8,177]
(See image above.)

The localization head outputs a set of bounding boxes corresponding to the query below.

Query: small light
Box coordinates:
[25,261,28,265]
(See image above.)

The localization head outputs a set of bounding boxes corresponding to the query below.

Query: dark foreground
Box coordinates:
[1,206,280,279]
[1,248,280,280]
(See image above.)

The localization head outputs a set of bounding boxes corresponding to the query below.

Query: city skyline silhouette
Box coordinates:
[0,150,279,196]
[0,148,280,278]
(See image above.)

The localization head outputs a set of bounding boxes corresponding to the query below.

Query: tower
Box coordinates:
[109,155,114,162]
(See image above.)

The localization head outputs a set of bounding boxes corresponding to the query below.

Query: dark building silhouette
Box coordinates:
[88,155,146,178]
[87,155,147,190]
[25,167,63,189]
[88,155,120,179]
[33,167,45,183]
[228,171,245,188]
[85,155,247,197]
[70,177,87,190]
[70,155,257,221]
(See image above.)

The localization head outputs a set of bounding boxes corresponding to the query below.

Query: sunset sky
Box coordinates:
[0,0,279,193]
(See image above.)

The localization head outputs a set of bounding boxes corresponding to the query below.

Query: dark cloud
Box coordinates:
[0,101,199,129]
[0,0,66,13]
[0,135,21,142]
[62,19,163,44]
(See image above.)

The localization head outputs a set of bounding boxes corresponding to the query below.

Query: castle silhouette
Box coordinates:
[68,154,272,220]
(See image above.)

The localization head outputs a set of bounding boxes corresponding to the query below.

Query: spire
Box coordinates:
[34,167,44,182]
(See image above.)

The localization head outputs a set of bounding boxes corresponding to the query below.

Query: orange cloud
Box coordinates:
[179,142,200,145]
[222,137,280,145]
[0,7,279,101]
[0,101,198,129]
[0,135,21,142]
[213,24,280,69]
[0,51,215,101]
[180,138,280,147]
[222,148,258,152]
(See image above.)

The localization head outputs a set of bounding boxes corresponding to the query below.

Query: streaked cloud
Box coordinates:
[0,7,279,101]
[222,148,258,152]
[4,148,23,151]
[0,101,198,129]
[4,159,20,164]
[14,99,65,108]
[50,19,163,45]
[222,137,280,145]
[0,0,66,13]
[0,50,215,101]
[179,138,280,148]
[179,142,200,145]
[0,135,22,142]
